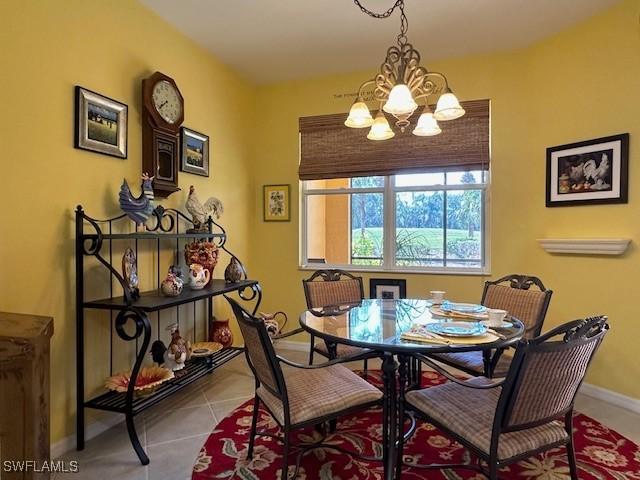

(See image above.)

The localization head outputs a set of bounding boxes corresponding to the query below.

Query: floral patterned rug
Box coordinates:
[192,371,640,479]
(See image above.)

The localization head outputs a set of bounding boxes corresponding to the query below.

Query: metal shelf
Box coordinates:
[81,232,225,241]
[85,348,243,415]
[84,279,258,312]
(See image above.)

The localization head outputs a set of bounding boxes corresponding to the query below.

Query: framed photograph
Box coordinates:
[546,133,629,207]
[369,278,406,300]
[180,127,210,177]
[263,184,290,222]
[74,86,127,158]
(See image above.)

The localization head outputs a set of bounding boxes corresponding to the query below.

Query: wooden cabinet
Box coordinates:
[0,312,53,480]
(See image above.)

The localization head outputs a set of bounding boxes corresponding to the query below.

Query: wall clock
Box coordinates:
[142,71,185,197]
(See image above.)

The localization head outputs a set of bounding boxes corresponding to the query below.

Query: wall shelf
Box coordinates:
[537,238,631,256]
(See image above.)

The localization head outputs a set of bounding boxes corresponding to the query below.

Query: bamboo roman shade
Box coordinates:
[298,99,489,180]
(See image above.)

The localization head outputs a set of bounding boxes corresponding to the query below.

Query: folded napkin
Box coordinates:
[429,306,488,321]
[400,324,499,346]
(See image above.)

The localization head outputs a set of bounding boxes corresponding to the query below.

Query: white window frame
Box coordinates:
[299,172,491,275]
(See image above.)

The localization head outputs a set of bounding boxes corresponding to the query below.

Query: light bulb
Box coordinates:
[344,98,374,128]
[412,110,442,136]
[434,91,465,121]
[383,84,418,116]
[367,112,395,141]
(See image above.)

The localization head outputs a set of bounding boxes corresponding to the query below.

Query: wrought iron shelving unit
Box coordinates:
[75,205,261,465]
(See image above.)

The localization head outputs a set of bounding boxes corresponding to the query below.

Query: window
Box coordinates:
[301,170,489,273]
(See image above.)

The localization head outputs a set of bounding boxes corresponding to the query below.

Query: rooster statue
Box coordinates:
[185,185,224,232]
[119,173,155,226]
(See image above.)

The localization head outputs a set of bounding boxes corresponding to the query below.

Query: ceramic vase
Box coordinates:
[209,317,233,348]
[184,241,219,280]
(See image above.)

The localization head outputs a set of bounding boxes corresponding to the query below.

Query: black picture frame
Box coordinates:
[74,86,128,159]
[546,133,629,207]
[180,127,210,177]
[369,278,406,300]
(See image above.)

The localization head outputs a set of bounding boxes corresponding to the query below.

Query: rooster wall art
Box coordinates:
[119,173,155,225]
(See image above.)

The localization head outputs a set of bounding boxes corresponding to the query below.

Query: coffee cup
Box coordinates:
[487,309,508,327]
[430,290,446,305]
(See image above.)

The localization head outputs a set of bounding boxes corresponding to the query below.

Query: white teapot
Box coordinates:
[189,263,211,290]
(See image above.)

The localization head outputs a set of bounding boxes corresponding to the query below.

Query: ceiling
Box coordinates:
[141,0,619,84]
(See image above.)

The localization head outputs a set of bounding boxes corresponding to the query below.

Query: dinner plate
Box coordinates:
[426,321,488,337]
[440,301,487,314]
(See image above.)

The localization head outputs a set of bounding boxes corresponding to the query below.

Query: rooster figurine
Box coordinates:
[185,185,224,232]
[119,173,155,226]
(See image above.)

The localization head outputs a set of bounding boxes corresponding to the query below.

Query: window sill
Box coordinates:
[298,265,491,277]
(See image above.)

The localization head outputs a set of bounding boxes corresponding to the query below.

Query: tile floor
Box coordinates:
[54,348,640,480]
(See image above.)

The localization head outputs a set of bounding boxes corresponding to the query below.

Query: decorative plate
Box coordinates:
[105,365,174,396]
[426,321,488,337]
[440,301,487,314]
[191,341,223,357]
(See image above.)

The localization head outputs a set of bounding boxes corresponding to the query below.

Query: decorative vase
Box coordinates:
[209,317,233,348]
[188,263,211,290]
[160,265,184,297]
[184,240,219,280]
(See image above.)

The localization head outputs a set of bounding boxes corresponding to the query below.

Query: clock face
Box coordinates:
[152,80,182,124]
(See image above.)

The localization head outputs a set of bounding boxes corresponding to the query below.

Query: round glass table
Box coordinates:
[299,298,525,480]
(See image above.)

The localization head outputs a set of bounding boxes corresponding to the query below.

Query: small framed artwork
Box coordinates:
[75,86,128,158]
[180,127,210,177]
[546,133,629,207]
[370,278,406,300]
[263,184,291,222]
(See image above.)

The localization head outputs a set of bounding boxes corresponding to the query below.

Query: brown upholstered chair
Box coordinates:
[226,296,383,480]
[303,270,376,373]
[399,315,609,480]
[431,274,553,378]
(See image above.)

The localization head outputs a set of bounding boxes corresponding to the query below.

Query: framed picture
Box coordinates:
[74,86,127,158]
[263,184,290,222]
[369,278,406,300]
[180,127,210,177]
[546,133,629,207]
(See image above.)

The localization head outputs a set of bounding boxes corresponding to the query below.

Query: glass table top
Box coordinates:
[299,299,524,354]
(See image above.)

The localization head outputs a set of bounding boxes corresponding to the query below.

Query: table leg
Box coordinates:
[381,352,398,480]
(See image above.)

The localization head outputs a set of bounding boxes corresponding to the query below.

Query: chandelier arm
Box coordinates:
[423,71,451,89]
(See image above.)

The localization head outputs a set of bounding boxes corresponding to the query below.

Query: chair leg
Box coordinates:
[308,334,315,365]
[363,358,368,379]
[247,395,260,459]
[281,430,290,480]
[488,460,498,480]
[565,412,579,480]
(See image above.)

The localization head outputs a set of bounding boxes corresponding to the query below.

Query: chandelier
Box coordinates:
[345,0,465,140]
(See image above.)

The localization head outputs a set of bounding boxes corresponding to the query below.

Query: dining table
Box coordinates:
[299,298,525,480]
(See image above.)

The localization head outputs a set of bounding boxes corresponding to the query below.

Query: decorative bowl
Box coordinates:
[190,341,223,358]
[105,365,174,397]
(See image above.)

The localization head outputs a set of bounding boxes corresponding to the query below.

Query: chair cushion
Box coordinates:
[315,342,368,358]
[405,378,568,460]
[431,351,512,377]
[257,364,382,426]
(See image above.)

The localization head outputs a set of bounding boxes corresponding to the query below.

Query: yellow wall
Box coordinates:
[0,0,255,443]
[1,0,639,448]
[251,0,640,399]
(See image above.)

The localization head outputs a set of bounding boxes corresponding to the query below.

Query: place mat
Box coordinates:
[429,306,488,321]
[400,331,499,345]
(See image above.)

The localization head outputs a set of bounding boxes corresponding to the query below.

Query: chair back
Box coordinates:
[302,269,364,309]
[226,296,286,398]
[498,316,608,432]
[482,274,552,339]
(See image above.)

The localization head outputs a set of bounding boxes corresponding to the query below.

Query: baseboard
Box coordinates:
[579,382,640,415]
[274,339,310,352]
[51,413,122,459]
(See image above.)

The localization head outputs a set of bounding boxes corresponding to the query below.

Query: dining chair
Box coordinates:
[225,296,383,480]
[303,269,376,374]
[430,274,553,378]
[398,315,609,480]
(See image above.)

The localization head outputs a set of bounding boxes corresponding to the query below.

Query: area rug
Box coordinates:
[192,371,640,479]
